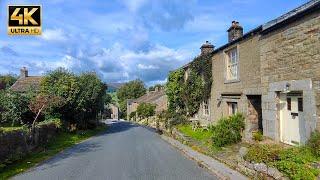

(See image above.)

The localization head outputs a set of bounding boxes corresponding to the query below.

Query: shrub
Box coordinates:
[136,103,156,119]
[275,147,320,179]
[274,160,319,180]
[0,90,30,126]
[252,130,263,141]
[245,144,320,179]
[307,130,320,157]
[244,144,282,163]
[36,118,62,128]
[129,111,136,120]
[210,113,245,147]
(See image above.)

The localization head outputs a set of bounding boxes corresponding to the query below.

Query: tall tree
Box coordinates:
[117,80,146,116]
[0,74,17,90]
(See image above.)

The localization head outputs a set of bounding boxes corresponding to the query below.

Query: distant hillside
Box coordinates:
[106,83,125,93]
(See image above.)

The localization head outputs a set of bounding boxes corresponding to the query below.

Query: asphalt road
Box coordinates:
[13,121,217,180]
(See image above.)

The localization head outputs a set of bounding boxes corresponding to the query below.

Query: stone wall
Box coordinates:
[0,122,60,164]
[260,10,320,142]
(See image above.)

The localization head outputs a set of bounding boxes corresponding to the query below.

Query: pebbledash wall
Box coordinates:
[260,8,320,143]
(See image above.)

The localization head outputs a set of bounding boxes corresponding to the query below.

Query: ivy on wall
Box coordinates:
[166,53,212,116]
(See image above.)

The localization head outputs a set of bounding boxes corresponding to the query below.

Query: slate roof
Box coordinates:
[10,76,42,92]
[262,0,320,33]
[132,89,166,104]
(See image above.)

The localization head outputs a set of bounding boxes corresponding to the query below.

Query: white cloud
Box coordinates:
[137,64,159,70]
[121,0,147,12]
[41,29,68,41]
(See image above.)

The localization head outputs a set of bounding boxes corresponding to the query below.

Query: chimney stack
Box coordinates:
[227,21,243,42]
[20,67,28,79]
[200,41,214,55]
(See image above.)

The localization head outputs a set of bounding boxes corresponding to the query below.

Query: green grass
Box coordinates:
[0,125,107,179]
[177,124,212,143]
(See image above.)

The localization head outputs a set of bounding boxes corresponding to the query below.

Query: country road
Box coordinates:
[13,120,218,180]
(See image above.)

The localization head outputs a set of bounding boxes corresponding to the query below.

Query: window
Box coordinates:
[226,48,239,80]
[203,100,209,115]
[228,102,238,115]
[298,98,303,112]
[287,98,291,111]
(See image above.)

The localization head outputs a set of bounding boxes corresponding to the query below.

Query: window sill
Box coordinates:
[224,79,240,84]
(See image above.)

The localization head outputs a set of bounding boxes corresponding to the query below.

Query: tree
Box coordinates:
[40,69,107,129]
[76,72,106,128]
[117,80,146,117]
[0,74,17,90]
[29,94,64,129]
[165,69,185,113]
[40,68,80,125]
[136,102,156,120]
[0,90,30,126]
[105,93,113,106]
[148,84,163,91]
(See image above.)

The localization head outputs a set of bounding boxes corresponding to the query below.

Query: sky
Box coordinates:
[0,0,309,86]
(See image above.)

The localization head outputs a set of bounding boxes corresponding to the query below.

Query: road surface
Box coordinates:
[13,120,217,180]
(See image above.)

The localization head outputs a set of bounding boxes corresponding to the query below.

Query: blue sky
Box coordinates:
[0,0,309,86]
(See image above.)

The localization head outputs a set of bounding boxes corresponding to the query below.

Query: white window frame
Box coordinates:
[225,47,240,82]
[203,100,209,116]
[228,102,238,115]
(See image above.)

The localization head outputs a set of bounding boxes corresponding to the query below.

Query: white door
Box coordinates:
[280,93,303,145]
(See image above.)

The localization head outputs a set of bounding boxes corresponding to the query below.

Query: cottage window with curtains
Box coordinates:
[226,48,239,80]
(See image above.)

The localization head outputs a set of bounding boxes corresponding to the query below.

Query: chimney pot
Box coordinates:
[227,21,243,42]
[200,41,214,55]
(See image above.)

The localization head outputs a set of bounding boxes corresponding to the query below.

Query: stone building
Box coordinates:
[182,41,215,125]
[11,67,42,92]
[259,0,320,145]
[178,0,320,145]
[210,24,262,139]
[109,104,119,119]
[127,87,168,120]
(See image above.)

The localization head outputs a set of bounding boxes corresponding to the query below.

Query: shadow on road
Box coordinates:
[102,121,140,135]
[37,141,103,171]
[25,121,150,172]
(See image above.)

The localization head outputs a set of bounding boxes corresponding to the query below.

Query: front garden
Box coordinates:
[154,112,320,179]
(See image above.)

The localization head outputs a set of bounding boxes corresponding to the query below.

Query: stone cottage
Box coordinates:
[259,0,320,145]
[11,67,42,92]
[127,87,168,120]
[210,22,262,139]
[108,104,119,119]
[178,0,320,145]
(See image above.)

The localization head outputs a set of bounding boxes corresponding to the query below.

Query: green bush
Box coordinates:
[252,130,263,141]
[210,113,245,147]
[0,90,30,126]
[36,118,61,128]
[274,160,319,180]
[245,144,320,179]
[136,103,156,119]
[307,130,320,157]
[129,111,136,120]
[275,147,319,179]
[244,144,282,163]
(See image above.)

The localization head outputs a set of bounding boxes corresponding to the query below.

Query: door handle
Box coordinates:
[291,112,298,116]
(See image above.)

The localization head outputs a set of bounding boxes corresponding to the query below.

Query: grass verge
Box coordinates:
[0,125,107,179]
